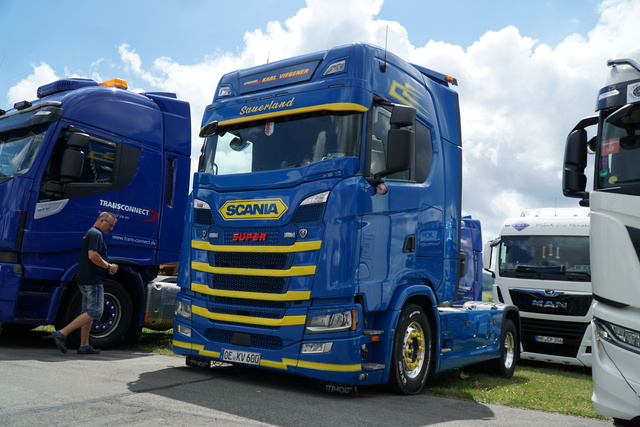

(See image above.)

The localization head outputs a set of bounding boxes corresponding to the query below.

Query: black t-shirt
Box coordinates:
[76,226,109,285]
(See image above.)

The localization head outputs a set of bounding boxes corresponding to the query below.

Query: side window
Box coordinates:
[79,140,116,184]
[39,131,140,202]
[369,106,433,182]
[415,122,433,182]
[370,106,390,177]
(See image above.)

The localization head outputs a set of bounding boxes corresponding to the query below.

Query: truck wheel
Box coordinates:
[55,279,133,349]
[487,318,517,378]
[90,279,133,348]
[388,304,432,395]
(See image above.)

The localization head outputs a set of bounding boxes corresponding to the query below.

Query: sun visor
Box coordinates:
[239,59,321,94]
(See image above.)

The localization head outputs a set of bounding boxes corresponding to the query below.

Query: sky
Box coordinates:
[0,0,637,240]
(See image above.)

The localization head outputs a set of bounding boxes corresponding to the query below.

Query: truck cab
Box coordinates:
[0,78,191,347]
[563,49,640,422]
[173,43,519,394]
[485,208,591,367]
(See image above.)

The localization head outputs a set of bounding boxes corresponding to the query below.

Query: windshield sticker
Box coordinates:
[601,138,620,155]
[265,120,275,136]
[239,97,295,116]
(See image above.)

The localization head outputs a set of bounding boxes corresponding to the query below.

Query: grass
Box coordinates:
[423,363,605,420]
[29,326,605,421]
[130,328,175,355]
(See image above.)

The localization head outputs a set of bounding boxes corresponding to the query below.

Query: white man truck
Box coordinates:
[484,208,592,367]
[563,49,640,422]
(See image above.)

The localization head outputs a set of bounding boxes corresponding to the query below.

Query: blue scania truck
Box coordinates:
[173,42,519,394]
[0,78,191,347]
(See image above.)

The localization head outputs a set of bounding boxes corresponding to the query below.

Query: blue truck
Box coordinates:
[0,78,191,348]
[173,42,519,394]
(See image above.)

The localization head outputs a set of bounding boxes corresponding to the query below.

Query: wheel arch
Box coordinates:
[378,280,440,384]
[502,305,521,362]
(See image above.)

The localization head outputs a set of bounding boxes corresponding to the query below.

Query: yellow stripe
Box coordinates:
[192,305,306,326]
[173,340,222,358]
[214,103,368,127]
[191,240,322,253]
[285,358,362,372]
[192,261,315,277]
[176,340,361,372]
[191,283,311,301]
[259,359,289,370]
[172,339,191,349]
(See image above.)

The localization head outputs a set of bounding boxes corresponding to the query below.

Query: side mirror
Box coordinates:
[458,251,469,278]
[59,132,90,183]
[390,103,416,127]
[373,104,416,181]
[562,128,589,202]
[482,243,492,272]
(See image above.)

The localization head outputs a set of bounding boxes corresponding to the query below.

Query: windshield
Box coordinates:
[0,124,48,180]
[598,104,640,190]
[499,235,590,281]
[199,111,362,175]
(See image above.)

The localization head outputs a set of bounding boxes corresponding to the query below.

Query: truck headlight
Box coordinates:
[306,309,356,333]
[595,318,640,353]
[176,300,192,320]
[301,191,330,205]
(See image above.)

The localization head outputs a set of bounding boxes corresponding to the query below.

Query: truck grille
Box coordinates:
[203,328,283,349]
[195,209,214,225]
[509,289,592,316]
[212,252,293,269]
[292,204,325,223]
[521,318,589,358]
[211,275,289,294]
[220,226,298,245]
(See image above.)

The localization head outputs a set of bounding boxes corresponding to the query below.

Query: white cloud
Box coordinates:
[401,0,640,238]
[6,63,58,105]
[5,0,639,241]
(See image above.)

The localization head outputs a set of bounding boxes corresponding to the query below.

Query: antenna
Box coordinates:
[380,26,388,72]
[267,51,270,64]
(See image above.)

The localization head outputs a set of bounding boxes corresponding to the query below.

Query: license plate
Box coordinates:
[222,349,261,365]
[535,335,563,344]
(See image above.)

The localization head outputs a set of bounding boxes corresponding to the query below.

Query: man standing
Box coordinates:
[52,212,119,354]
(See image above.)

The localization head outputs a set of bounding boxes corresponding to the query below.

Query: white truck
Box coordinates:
[563,49,640,423]
[484,208,592,367]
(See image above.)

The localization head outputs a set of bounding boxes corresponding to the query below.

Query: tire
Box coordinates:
[55,279,133,349]
[487,318,517,378]
[388,304,432,394]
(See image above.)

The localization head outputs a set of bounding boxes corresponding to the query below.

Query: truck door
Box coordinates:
[358,103,442,309]
[25,126,162,275]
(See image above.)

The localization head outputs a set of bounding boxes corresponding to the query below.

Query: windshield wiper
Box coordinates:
[513,265,544,279]
[565,271,591,281]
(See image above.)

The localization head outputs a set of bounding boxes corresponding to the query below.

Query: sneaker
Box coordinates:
[52,332,67,354]
[77,346,101,355]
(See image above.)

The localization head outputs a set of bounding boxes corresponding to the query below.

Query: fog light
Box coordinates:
[176,324,192,338]
[301,342,333,354]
